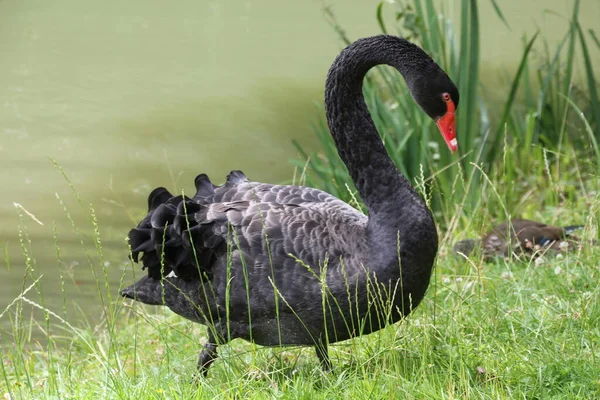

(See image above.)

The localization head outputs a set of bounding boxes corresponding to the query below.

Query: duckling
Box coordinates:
[453,219,584,260]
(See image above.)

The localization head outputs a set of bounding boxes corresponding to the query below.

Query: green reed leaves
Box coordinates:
[294,0,599,224]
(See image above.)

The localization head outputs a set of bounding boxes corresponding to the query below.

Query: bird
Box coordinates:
[453,219,584,260]
[121,34,460,377]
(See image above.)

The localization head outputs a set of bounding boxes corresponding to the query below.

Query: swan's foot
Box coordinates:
[196,341,219,377]
[315,341,332,372]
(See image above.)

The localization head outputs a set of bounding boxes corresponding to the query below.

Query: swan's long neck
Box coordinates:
[325,36,432,214]
[325,36,438,268]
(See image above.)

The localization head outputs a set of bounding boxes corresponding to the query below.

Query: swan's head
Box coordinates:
[409,68,460,153]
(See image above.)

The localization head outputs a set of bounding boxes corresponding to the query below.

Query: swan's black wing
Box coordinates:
[193,170,353,206]
[128,171,366,281]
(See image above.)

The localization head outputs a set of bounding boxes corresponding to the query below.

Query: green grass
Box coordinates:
[2,228,599,398]
[2,145,599,398]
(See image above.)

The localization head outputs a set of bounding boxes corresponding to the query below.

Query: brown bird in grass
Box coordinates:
[453,219,584,260]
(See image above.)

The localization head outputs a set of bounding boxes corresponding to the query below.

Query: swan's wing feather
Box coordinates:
[129,171,366,279]
[128,171,367,281]
[190,170,356,210]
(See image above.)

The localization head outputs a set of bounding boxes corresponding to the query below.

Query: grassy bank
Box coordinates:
[2,145,599,398]
[2,207,599,398]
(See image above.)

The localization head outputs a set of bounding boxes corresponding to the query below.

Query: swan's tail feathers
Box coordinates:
[128,189,188,280]
[147,196,209,281]
[129,226,168,280]
[563,225,584,236]
[127,171,251,285]
[172,198,228,279]
[121,276,166,305]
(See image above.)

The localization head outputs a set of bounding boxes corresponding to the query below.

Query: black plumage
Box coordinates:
[122,35,460,376]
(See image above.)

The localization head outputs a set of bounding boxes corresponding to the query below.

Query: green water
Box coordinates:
[0,0,598,338]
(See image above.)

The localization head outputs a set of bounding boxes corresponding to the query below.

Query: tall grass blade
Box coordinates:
[488,0,510,29]
[376,2,388,34]
[562,94,600,168]
[589,29,600,49]
[486,32,539,161]
[576,23,600,138]
[423,0,442,57]
[456,0,480,159]
[562,0,579,111]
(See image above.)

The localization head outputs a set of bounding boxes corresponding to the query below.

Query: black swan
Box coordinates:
[122,35,459,376]
[453,219,584,260]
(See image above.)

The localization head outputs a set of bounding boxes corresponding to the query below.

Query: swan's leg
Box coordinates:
[314,340,332,371]
[197,334,219,376]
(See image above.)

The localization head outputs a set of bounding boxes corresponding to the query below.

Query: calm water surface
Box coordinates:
[0,0,598,341]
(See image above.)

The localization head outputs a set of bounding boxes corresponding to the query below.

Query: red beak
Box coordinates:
[435,100,457,153]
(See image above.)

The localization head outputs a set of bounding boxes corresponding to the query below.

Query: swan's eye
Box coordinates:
[442,92,451,102]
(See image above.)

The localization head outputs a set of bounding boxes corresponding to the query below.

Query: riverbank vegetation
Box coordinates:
[2,0,599,398]
[294,0,599,227]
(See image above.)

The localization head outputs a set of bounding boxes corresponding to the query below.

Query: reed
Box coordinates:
[293,0,599,224]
